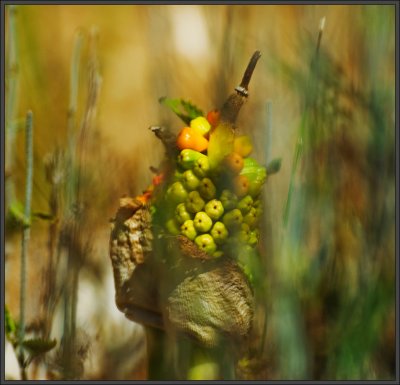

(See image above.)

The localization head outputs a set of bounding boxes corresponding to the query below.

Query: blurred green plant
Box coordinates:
[18,110,34,380]
[5,112,58,380]
[5,305,57,379]
[269,7,395,380]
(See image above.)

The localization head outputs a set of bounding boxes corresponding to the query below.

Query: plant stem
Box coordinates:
[220,50,261,123]
[5,4,19,214]
[61,31,84,379]
[282,119,305,227]
[265,100,272,165]
[66,31,83,212]
[19,110,33,380]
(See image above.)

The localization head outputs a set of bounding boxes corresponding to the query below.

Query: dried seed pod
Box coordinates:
[109,196,254,347]
[164,256,254,348]
[109,197,162,329]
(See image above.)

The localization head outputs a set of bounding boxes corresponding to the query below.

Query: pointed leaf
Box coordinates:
[180,100,204,120]
[159,97,203,125]
[5,305,17,339]
[266,158,282,175]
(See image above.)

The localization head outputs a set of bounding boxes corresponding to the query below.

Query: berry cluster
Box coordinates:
[159,114,267,259]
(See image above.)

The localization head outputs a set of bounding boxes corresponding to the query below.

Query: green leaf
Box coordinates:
[236,245,264,289]
[23,338,57,356]
[5,305,17,340]
[159,97,203,125]
[266,158,282,175]
[8,200,30,227]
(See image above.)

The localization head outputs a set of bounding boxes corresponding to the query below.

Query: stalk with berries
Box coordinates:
[144,51,278,284]
[110,51,280,379]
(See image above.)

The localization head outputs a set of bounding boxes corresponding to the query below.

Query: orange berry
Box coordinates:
[223,152,244,174]
[137,191,152,204]
[233,175,250,197]
[206,109,220,128]
[176,127,209,152]
[152,173,165,186]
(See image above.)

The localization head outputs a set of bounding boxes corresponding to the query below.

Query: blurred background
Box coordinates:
[4,4,396,380]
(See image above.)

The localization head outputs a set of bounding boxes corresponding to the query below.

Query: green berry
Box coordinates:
[254,206,263,219]
[178,149,207,170]
[185,191,205,213]
[182,169,200,190]
[222,209,243,230]
[243,207,258,228]
[251,200,263,219]
[237,195,254,214]
[174,170,184,181]
[204,199,224,220]
[193,211,213,233]
[198,178,217,200]
[237,223,251,243]
[181,219,197,240]
[210,221,229,244]
[175,203,192,224]
[193,156,210,178]
[240,158,267,197]
[213,250,224,258]
[247,230,259,246]
[166,181,188,204]
[166,218,181,235]
[248,179,265,197]
[219,189,238,211]
[195,234,217,255]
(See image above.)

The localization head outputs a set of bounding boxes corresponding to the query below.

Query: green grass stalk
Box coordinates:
[5,5,19,213]
[18,111,33,380]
